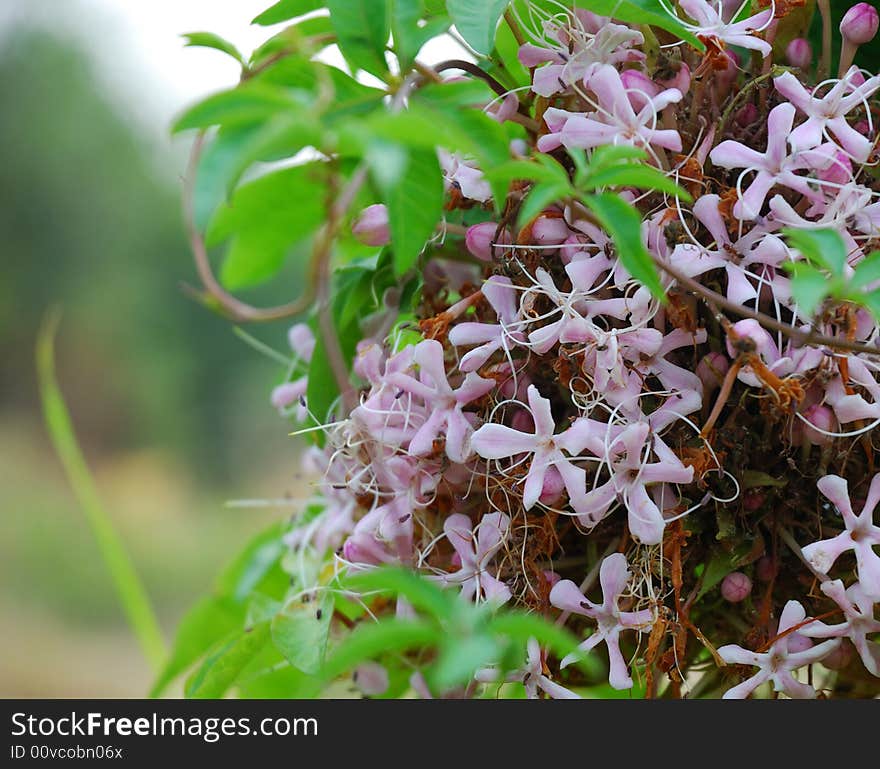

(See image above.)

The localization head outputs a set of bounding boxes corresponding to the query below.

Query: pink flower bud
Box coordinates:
[465,221,509,261]
[658,63,691,95]
[821,639,854,670]
[532,215,571,245]
[786,633,814,654]
[288,323,315,361]
[800,404,836,447]
[840,3,879,45]
[270,380,305,411]
[543,570,561,588]
[511,409,535,434]
[352,204,390,247]
[718,50,740,88]
[353,662,389,697]
[696,351,730,393]
[755,556,776,581]
[785,38,813,69]
[721,571,752,602]
[539,465,566,505]
[735,102,759,127]
[620,69,659,111]
[742,489,765,512]
[818,150,853,185]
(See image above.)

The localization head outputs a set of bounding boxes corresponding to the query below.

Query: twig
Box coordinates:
[434,59,511,98]
[503,8,527,47]
[182,133,318,323]
[653,254,880,358]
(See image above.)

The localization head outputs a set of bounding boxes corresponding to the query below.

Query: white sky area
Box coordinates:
[0,1,466,160]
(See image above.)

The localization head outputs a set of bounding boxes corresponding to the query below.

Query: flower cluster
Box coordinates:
[273,1,880,699]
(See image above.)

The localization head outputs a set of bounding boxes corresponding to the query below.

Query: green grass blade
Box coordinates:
[36,309,166,670]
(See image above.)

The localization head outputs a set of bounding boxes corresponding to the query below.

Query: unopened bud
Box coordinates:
[466,221,509,261]
[352,204,391,247]
[821,639,854,670]
[755,556,776,581]
[697,351,730,393]
[840,3,879,45]
[800,404,836,447]
[721,571,752,603]
[532,215,571,245]
[735,102,759,127]
[818,149,854,185]
[785,38,813,69]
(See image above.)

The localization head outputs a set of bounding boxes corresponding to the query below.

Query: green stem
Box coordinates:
[36,310,166,670]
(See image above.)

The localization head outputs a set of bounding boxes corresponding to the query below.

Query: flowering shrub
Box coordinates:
[166,0,880,699]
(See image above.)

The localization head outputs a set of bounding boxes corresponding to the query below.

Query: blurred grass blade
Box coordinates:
[36,309,166,670]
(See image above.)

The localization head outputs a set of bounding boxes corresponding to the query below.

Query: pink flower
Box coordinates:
[439,512,511,603]
[439,150,491,202]
[710,103,831,219]
[802,579,880,676]
[385,339,495,463]
[718,600,839,698]
[448,275,525,372]
[471,384,610,512]
[676,0,773,56]
[802,474,880,598]
[696,194,787,290]
[774,68,880,161]
[519,15,644,97]
[577,421,694,545]
[549,553,654,689]
[537,65,682,155]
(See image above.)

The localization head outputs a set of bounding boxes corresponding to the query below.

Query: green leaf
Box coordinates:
[271,592,334,675]
[581,0,704,50]
[580,164,691,200]
[784,227,849,277]
[368,144,444,275]
[172,85,301,133]
[37,313,165,671]
[588,145,651,171]
[489,613,599,675]
[584,192,665,300]
[206,164,326,290]
[185,623,272,698]
[484,158,570,188]
[516,181,571,229]
[150,597,244,697]
[492,8,530,88]
[346,567,456,619]
[216,521,289,602]
[327,0,391,78]
[253,0,322,25]
[446,0,510,55]
[182,32,245,65]
[393,0,441,71]
[431,634,505,691]
[787,262,833,316]
[860,290,880,321]
[193,117,323,231]
[320,619,442,682]
[849,251,880,292]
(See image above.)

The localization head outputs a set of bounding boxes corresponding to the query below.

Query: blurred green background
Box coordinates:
[0,2,304,696]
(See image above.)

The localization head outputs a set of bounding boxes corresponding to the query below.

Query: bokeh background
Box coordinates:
[0,0,303,696]
[1,0,875,698]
